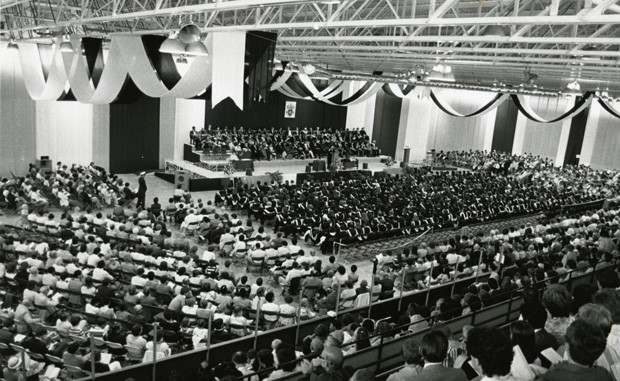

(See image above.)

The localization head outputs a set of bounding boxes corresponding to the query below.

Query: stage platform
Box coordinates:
[158,156,401,191]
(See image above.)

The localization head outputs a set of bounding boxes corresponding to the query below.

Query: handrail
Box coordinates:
[75,260,613,381]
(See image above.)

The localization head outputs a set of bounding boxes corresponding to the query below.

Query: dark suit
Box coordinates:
[410,364,467,381]
[535,328,559,368]
[137,175,147,209]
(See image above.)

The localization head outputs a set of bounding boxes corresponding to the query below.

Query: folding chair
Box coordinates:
[124,345,144,362]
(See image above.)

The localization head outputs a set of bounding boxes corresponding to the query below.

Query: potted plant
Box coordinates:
[266,170,284,183]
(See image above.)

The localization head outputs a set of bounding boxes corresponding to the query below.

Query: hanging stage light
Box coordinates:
[185,41,209,57]
[178,24,202,45]
[159,37,186,55]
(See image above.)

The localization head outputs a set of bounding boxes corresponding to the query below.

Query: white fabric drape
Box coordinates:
[589,104,620,170]
[515,94,592,123]
[18,39,69,101]
[115,35,213,99]
[211,32,246,109]
[62,36,128,104]
[270,71,292,91]
[432,89,509,117]
[36,101,94,164]
[428,89,495,152]
[519,96,571,161]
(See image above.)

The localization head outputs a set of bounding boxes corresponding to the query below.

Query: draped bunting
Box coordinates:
[211,31,246,109]
[18,39,69,101]
[511,93,594,123]
[382,83,416,98]
[271,72,383,106]
[430,90,510,117]
[62,36,129,103]
[598,99,620,119]
[14,37,616,124]
[270,71,292,91]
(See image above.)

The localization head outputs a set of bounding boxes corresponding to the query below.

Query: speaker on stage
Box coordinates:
[362,163,368,169]
[175,170,190,191]
[306,165,312,173]
[246,169,253,176]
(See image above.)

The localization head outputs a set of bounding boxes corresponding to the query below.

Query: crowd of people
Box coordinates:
[213,161,618,252]
[0,189,617,380]
[0,161,146,214]
[0,148,618,381]
[189,126,380,160]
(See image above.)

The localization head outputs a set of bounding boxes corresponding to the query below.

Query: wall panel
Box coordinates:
[589,105,620,170]
[109,95,160,174]
[0,42,37,177]
[427,89,495,153]
[491,97,519,154]
[92,104,110,169]
[372,89,402,158]
[519,96,571,161]
[36,101,94,165]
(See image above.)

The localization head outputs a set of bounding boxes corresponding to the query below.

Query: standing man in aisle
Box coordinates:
[137,172,147,210]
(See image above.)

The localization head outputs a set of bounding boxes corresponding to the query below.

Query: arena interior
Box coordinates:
[1,1,620,381]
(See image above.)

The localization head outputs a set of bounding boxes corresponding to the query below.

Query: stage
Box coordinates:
[156,156,400,191]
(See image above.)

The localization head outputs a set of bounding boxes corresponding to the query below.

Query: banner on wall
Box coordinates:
[284,101,297,118]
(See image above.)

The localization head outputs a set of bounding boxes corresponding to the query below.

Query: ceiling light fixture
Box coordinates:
[302,63,316,75]
[483,25,507,37]
[177,23,202,44]
[185,41,208,56]
[159,35,186,55]
[424,64,455,82]
[562,81,582,97]
[59,39,73,53]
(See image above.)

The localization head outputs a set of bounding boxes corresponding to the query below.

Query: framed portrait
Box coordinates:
[284,101,296,118]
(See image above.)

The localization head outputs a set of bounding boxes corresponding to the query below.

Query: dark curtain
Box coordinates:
[564,96,589,166]
[246,31,277,104]
[204,90,346,130]
[372,88,402,158]
[109,94,160,173]
[491,96,519,153]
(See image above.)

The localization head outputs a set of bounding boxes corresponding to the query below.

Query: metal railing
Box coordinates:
[77,260,613,381]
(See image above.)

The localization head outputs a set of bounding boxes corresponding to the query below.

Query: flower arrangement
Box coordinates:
[384,157,395,167]
[223,162,236,175]
[266,170,284,183]
[328,161,343,173]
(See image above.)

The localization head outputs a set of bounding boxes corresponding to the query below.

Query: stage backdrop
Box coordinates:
[204,90,346,130]
[109,94,160,173]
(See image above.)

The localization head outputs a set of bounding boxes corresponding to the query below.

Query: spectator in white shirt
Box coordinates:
[92,261,114,282]
[261,292,280,328]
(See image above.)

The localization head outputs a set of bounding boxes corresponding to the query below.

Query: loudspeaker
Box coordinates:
[246,169,253,176]
[306,165,312,173]
[362,163,368,169]
[37,159,52,174]
[402,147,411,165]
[175,170,190,191]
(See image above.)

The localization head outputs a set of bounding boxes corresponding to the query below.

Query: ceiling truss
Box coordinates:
[2,0,620,93]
